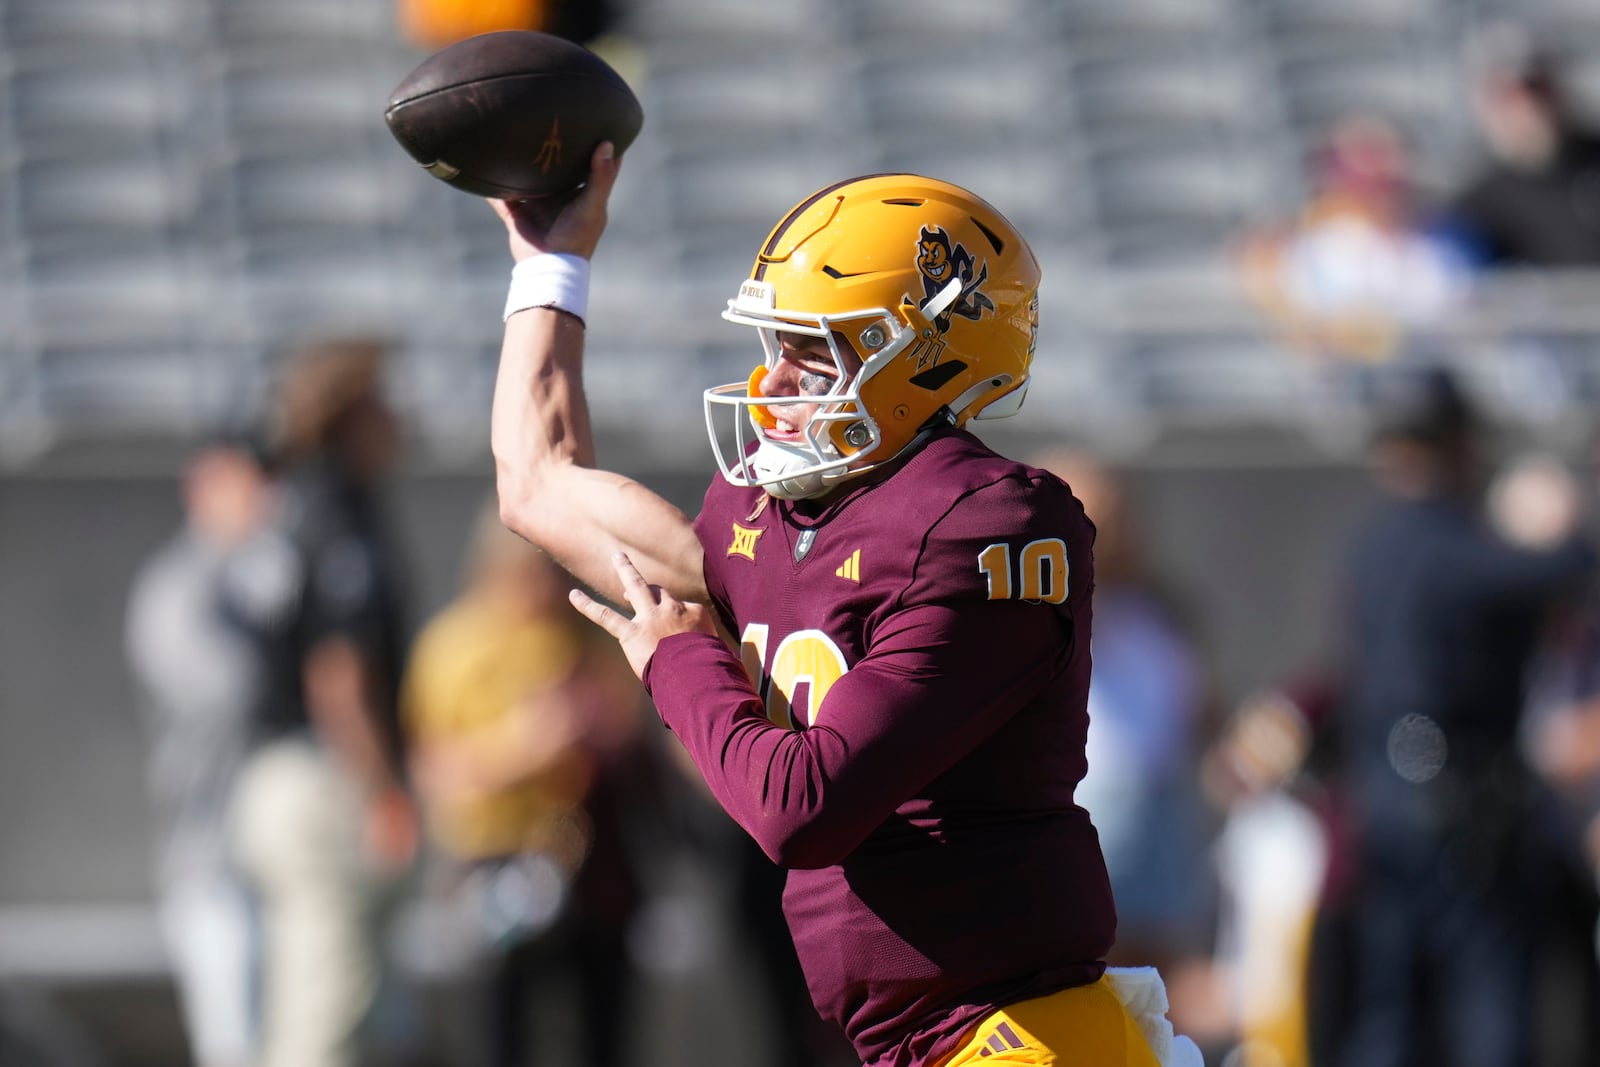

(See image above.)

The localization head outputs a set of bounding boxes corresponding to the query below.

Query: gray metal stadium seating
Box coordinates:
[3,0,1600,459]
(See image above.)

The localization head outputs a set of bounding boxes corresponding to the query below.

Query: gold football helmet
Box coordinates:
[705,173,1042,500]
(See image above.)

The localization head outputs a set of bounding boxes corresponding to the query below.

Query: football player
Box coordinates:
[484,142,1198,1067]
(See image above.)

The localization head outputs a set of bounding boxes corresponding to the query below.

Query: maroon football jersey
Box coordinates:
[643,428,1115,1067]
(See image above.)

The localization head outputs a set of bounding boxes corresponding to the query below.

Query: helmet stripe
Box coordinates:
[752,173,898,281]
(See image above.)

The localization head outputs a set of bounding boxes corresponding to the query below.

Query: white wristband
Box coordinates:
[503,254,590,324]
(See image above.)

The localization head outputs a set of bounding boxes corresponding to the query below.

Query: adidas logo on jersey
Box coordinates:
[835,549,861,582]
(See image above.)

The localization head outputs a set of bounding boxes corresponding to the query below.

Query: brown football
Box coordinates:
[384,30,642,199]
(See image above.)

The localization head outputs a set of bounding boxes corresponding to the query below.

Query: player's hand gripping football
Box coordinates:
[489,141,620,262]
[570,552,718,679]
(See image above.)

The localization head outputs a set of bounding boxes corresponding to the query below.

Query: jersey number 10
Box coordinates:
[978,538,1069,604]
[740,624,848,730]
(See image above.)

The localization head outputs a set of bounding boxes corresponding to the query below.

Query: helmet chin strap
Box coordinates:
[749,439,830,500]
[753,410,961,501]
[946,373,1015,423]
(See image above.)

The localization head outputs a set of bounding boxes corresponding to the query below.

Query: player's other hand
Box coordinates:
[570,552,718,679]
[490,141,620,262]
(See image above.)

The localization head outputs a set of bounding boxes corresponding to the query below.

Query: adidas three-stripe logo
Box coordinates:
[835,549,860,582]
[978,1021,1028,1057]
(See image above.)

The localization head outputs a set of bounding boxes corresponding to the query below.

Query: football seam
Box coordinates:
[385,70,637,115]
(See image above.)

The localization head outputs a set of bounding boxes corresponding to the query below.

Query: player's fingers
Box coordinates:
[590,142,620,182]
[610,551,656,611]
[568,587,630,637]
[579,142,621,204]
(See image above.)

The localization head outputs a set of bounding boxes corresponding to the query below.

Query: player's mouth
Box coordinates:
[766,420,805,440]
[765,404,821,440]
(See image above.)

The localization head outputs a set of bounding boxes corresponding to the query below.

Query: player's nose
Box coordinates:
[760,359,801,397]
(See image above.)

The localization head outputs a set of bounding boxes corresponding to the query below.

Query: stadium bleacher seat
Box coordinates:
[210,0,397,46]
[9,46,192,152]
[1070,49,1264,137]
[1051,0,1242,46]
[18,150,195,275]
[847,0,1038,43]
[220,51,393,155]
[3,0,200,48]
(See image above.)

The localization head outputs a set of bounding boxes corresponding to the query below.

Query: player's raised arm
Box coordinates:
[490,144,706,605]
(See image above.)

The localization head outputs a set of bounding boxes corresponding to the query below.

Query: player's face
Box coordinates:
[761,331,861,440]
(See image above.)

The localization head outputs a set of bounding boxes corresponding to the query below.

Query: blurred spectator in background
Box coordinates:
[125,434,276,1067]
[1444,26,1600,426]
[1031,451,1217,988]
[1450,27,1600,267]
[1329,366,1593,1067]
[231,338,421,1067]
[1201,673,1351,1067]
[682,798,858,1067]
[1237,115,1473,379]
[1519,442,1600,1067]
[402,502,656,1067]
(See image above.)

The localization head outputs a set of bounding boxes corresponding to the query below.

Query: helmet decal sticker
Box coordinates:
[916,231,954,283]
[908,360,970,391]
[905,225,997,386]
[913,225,997,332]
